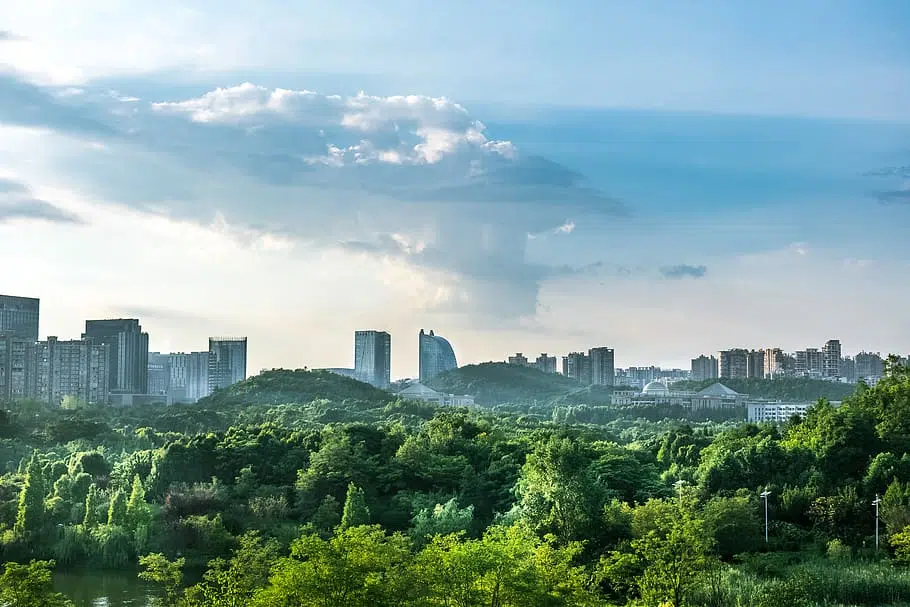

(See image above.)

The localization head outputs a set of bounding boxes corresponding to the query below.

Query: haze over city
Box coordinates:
[2,1,910,377]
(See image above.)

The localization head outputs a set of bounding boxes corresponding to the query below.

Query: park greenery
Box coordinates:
[1,359,910,606]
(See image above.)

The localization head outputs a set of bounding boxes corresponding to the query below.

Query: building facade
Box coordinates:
[746,349,765,379]
[354,330,391,388]
[535,353,558,374]
[719,349,749,379]
[562,352,590,383]
[823,339,842,378]
[691,355,719,381]
[795,348,824,377]
[147,352,171,397]
[748,402,814,423]
[589,347,615,386]
[83,319,149,394]
[396,381,474,407]
[33,337,110,406]
[0,335,34,401]
[508,353,530,366]
[418,329,458,383]
[855,352,884,382]
[208,337,248,393]
[0,294,39,340]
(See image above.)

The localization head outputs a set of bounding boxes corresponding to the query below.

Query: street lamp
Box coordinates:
[760,489,772,545]
[873,494,882,551]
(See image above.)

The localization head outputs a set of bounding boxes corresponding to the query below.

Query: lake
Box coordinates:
[54,571,155,607]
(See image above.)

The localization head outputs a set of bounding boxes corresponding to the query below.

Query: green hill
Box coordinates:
[199,368,394,407]
[670,377,857,402]
[426,362,589,406]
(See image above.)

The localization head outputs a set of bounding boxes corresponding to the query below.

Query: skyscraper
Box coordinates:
[0,294,39,340]
[796,348,824,377]
[0,335,35,401]
[418,329,458,383]
[354,330,391,389]
[823,339,841,378]
[83,319,149,394]
[147,352,171,396]
[168,351,210,402]
[208,337,248,393]
[589,347,615,386]
[691,355,719,381]
[763,348,785,378]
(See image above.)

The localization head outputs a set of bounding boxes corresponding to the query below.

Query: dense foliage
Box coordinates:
[2,362,910,606]
[426,362,599,406]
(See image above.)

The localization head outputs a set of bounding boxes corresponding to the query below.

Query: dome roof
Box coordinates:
[642,381,669,394]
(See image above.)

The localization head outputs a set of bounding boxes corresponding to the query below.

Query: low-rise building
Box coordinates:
[396,381,475,406]
[748,401,814,423]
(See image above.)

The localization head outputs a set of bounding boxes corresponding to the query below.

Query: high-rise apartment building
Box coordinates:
[508,353,530,366]
[747,349,765,379]
[418,329,458,383]
[795,348,824,377]
[535,353,558,374]
[691,355,719,381]
[0,335,34,401]
[763,348,788,378]
[855,352,884,381]
[562,352,591,383]
[208,337,248,393]
[147,352,171,396]
[840,356,856,383]
[32,336,110,405]
[354,330,391,389]
[823,339,841,378]
[83,319,149,394]
[589,347,615,386]
[0,294,39,340]
[718,349,749,378]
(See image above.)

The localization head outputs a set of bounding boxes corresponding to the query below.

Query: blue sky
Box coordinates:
[1,1,909,375]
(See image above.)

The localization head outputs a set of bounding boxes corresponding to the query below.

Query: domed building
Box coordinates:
[642,381,670,396]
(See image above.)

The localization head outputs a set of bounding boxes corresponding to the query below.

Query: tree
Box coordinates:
[311,494,341,536]
[108,489,128,527]
[340,482,370,529]
[14,451,45,536]
[139,553,185,607]
[83,484,100,528]
[127,474,153,530]
[410,498,474,545]
[0,560,74,607]
[601,497,717,607]
[250,526,414,607]
[184,532,279,607]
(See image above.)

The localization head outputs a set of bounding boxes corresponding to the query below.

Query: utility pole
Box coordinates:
[873,494,882,551]
[760,489,772,545]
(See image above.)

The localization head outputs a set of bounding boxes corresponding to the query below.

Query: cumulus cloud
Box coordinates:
[0,75,628,319]
[0,177,84,225]
[659,264,707,279]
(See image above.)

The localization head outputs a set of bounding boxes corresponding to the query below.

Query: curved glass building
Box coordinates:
[418,329,458,382]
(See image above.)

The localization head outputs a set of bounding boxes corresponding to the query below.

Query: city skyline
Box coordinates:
[3,3,910,379]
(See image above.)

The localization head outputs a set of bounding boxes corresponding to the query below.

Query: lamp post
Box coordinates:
[873,494,882,551]
[760,489,772,545]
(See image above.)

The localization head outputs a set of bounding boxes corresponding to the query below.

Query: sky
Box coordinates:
[2,0,910,377]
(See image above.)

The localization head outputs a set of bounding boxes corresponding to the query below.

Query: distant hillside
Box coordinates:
[426,362,588,406]
[670,377,857,402]
[199,369,394,407]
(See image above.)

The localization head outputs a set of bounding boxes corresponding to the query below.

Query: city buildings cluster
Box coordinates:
[692,339,898,385]
[0,294,247,406]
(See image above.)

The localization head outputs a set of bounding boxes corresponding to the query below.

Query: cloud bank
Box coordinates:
[660,264,708,279]
[0,75,627,319]
[0,178,84,225]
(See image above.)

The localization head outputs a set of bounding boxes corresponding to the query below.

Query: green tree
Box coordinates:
[310,494,341,536]
[184,532,279,607]
[882,479,910,537]
[108,489,128,527]
[138,553,185,607]
[250,526,414,607]
[14,451,45,536]
[601,497,717,607]
[410,498,474,545]
[83,484,100,528]
[127,474,153,531]
[0,560,75,607]
[340,482,370,529]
